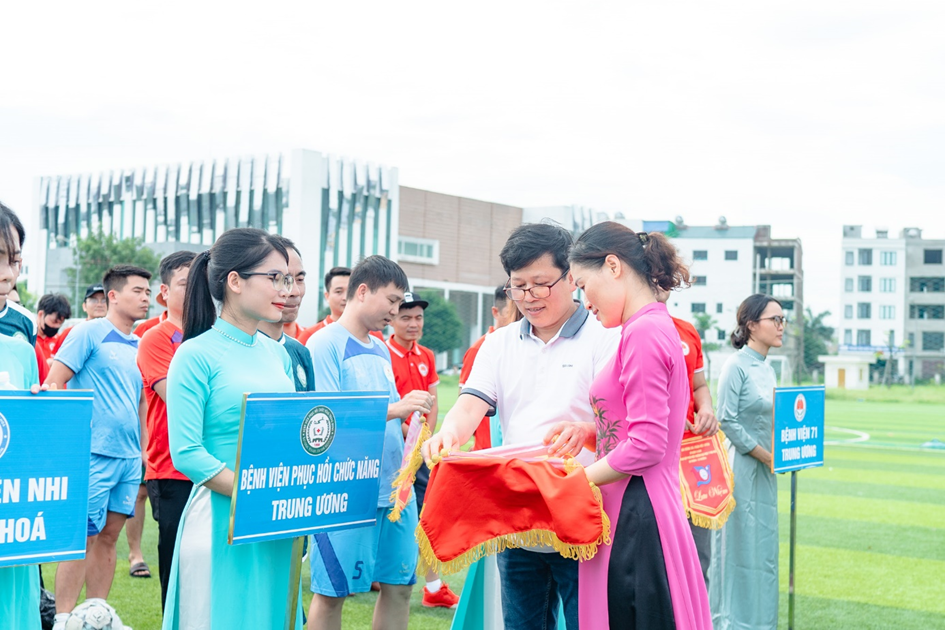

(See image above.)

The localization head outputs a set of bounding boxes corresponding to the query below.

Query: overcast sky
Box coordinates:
[2,1,943,326]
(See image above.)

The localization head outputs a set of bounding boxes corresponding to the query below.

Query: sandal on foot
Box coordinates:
[129,561,152,578]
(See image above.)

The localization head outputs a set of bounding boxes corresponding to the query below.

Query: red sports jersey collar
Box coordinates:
[386,336,421,357]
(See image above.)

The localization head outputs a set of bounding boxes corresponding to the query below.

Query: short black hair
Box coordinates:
[159,251,198,285]
[347,256,407,300]
[494,284,509,308]
[499,222,572,275]
[37,293,72,319]
[272,235,302,259]
[102,265,153,300]
[325,266,351,290]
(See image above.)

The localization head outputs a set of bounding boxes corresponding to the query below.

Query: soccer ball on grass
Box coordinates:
[63,598,131,630]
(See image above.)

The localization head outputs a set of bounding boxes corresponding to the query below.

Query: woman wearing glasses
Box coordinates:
[708,294,784,630]
[162,228,301,629]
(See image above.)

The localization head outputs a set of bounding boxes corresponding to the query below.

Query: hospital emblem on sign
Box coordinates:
[0,412,9,459]
[300,406,336,456]
[418,362,429,377]
[681,341,690,356]
[794,394,807,422]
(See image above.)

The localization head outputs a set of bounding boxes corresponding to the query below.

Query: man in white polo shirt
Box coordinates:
[423,222,618,630]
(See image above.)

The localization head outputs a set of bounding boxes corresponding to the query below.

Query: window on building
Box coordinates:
[880,305,895,320]
[845,304,853,319]
[888,330,895,347]
[397,236,440,265]
[717,329,726,341]
[858,276,872,292]
[881,251,897,266]
[692,303,706,313]
[908,332,915,348]
[716,303,723,314]
[845,251,855,266]
[925,249,944,264]
[693,276,707,286]
[844,329,852,345]
[693,250,708,261]
[922,332,945,351]
[857,330,871,346]
[876,230,888,239]
[858,249,873,265]
[880,278,896,292]
[910,277,945,292]
[724,250,738,261]
[844,278,854,292]
[857,303,871,319]
[910,304,945,320]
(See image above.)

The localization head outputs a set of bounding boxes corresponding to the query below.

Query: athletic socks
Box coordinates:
[425,579,442,593]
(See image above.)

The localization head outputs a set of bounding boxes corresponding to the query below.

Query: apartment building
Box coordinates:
[904,229,945,380]
[838,225,945,382]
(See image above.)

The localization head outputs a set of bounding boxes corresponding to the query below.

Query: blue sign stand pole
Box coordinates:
[772,385,825,630]
[789,470,798,630]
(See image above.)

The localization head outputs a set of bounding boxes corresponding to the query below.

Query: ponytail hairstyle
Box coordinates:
[569,221,690,292]
[182,228,290,341]
[731,294,782,349]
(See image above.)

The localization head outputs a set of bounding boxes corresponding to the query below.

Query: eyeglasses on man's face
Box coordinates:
[504,269,569,301]
[758,315,788,328]
[240,271,295,291]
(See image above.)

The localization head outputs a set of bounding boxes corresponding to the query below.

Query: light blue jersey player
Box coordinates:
[45,265,152,623]
[306,256,434,630]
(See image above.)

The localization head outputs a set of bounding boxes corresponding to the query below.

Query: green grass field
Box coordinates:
[41,380,945,629]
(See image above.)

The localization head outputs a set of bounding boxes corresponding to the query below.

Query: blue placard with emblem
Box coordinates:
[772,386,825,474]
[228,391,389,545]
[0,391,93,567]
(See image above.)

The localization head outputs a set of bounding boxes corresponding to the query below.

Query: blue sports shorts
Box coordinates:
[87,454,140,536]
[309,503,419,597]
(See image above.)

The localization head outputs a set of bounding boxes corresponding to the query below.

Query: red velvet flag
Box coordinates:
[417,449,611,576]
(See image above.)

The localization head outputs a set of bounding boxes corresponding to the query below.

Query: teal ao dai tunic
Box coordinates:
[709,346,779,630]
[163,319,301,630]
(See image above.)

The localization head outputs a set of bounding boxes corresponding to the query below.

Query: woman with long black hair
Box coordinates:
[162,228,300,629]
[708,294,784,630]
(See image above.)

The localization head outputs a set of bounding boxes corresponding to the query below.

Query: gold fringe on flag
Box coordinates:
[415,473,611,576]
[388,420,431,522]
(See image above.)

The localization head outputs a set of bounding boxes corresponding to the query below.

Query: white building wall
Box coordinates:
[667,237,756,340]
[838,230,906,373]
[666,236,755,382]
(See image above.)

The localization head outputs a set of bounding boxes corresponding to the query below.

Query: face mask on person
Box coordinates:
[42,324,60,338]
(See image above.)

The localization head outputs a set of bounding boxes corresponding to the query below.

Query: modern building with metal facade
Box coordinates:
[34,149,398,326]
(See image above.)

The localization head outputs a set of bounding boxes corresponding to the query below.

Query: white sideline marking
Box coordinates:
[824,427,870,444]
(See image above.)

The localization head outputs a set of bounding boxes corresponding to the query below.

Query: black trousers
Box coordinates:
[607,475,677,629]
[146,478,193,612]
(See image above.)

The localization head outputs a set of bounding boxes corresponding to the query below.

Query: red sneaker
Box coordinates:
[422,582,460,609]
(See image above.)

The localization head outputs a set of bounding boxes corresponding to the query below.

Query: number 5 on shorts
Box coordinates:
[353,560,364,580]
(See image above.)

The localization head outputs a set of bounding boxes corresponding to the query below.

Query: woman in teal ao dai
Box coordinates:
[163,228,301,629]
[709,294,785,630]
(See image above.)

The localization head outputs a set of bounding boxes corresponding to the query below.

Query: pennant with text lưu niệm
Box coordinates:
[388,412,430,522]
[416,445,610,576]
[679,430,736,529]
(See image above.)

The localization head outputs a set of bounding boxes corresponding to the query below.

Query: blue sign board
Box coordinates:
[229,391,388,545]
[0,391,93,567]
[772,386,825,473]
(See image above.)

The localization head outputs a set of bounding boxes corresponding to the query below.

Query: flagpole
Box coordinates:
[788,470,797,630]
